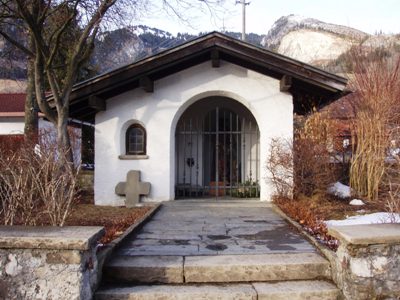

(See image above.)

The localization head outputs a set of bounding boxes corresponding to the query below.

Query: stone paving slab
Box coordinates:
[118,245,200,256]
[133,233,203,240]
[117,201,316,256]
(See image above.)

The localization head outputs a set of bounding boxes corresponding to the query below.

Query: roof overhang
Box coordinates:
[58,32,348,122]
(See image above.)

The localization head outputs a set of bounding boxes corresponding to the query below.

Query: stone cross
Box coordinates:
[115,170,150,207]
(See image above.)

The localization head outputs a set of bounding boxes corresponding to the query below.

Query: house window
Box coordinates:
[126,124,146,155]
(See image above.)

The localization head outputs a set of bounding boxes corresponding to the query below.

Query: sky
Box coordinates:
[137,0,400,35]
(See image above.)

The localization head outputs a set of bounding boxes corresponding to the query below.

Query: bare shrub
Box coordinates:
[293,138,334,196]
[267,138,293,198]
[387,183,400,216]
[383,157,400,216]
[296,111,339,196]
[267,139,334,198]
[0,132,79,226]
[267,112,339,198]
[349,50,400,201]
[32,144,79,226]
[0,147,39,225]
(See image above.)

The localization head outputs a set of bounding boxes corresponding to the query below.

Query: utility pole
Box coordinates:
[236,0,250,41]
[221,18,226,33]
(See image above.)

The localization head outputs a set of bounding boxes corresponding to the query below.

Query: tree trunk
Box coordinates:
[24,38,38,141]
[57,106,74,164]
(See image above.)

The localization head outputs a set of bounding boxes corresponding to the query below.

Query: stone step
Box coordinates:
[96,280,340,300]
[103,252,330,284]
[254,280,340,300]
[104,255,184,284]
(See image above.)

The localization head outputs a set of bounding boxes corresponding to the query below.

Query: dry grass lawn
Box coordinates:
[274,193,384,250]
[65,203,152,244]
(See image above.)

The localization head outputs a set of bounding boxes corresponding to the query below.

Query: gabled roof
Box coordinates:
[0,93,26,117]
[66,32,348,122]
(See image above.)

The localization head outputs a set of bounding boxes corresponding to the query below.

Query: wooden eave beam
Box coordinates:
[215,40,347,92]
[88,95,106,112]
[74,110,96,122]
[280,75,292,92]
[210,49,220,68]
[64,34,348,114]
[139,76,154,93]
[68,40,215,101]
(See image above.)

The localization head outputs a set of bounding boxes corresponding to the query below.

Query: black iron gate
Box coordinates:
[175,106,260,199]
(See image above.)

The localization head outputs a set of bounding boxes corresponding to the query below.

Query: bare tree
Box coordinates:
[0,0,226,162]
[0,0,125,161]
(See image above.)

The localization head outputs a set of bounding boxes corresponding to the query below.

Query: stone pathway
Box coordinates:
[117,200,316,256]
[98,201,340,299]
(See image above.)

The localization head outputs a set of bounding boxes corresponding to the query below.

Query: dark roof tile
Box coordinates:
[0,93,26,113]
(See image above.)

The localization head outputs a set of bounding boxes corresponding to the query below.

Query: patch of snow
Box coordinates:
[385,157,397,164]
[389,147,400,156]
[327,182,351,199]
[349,199,365,206]
[326,212,400,227]
[262,14,368,50]
[283,14,309,26]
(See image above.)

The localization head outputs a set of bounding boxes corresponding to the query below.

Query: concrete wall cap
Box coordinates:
[0,226,105,250]
[328,224,400,245]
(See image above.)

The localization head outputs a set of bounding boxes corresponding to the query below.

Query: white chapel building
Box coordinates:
[66,32,348,206]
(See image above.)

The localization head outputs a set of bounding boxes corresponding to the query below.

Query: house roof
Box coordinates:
[0,93,26,117]
[63,32,349,122]
[323,93,357,120]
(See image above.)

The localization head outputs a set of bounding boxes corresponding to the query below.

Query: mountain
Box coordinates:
[1,16,400,89]
[262,14,400,71]
[0,24,27,80]
[0,25,265,82]
[91,26,264,74]
[262,15,368,66]
[91,25,198,74]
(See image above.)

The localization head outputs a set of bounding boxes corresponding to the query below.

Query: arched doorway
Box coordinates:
[175,97,260,199]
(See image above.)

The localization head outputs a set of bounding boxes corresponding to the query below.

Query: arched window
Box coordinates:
[126,124,146,155]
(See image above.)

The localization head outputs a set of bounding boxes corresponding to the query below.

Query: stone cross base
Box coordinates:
[115,170,151,208]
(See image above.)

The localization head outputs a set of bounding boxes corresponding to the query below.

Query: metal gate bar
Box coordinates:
[175,106,260,199]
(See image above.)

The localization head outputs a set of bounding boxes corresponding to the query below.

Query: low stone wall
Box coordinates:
[0,226,104,300]
[328,224,400,300]
[273,205,400,300]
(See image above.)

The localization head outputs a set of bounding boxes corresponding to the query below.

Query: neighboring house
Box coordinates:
[0,93,82,165]
[0,93,29,135]
[325,94,356,148]
[317,94,356,163]
[61,32,348,206]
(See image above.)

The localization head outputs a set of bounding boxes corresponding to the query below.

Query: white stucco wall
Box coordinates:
[39,120,82,167]
[0,118,57,135]
[94,61,293,205]
[0,118,82,166]
[0,117,25,134]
